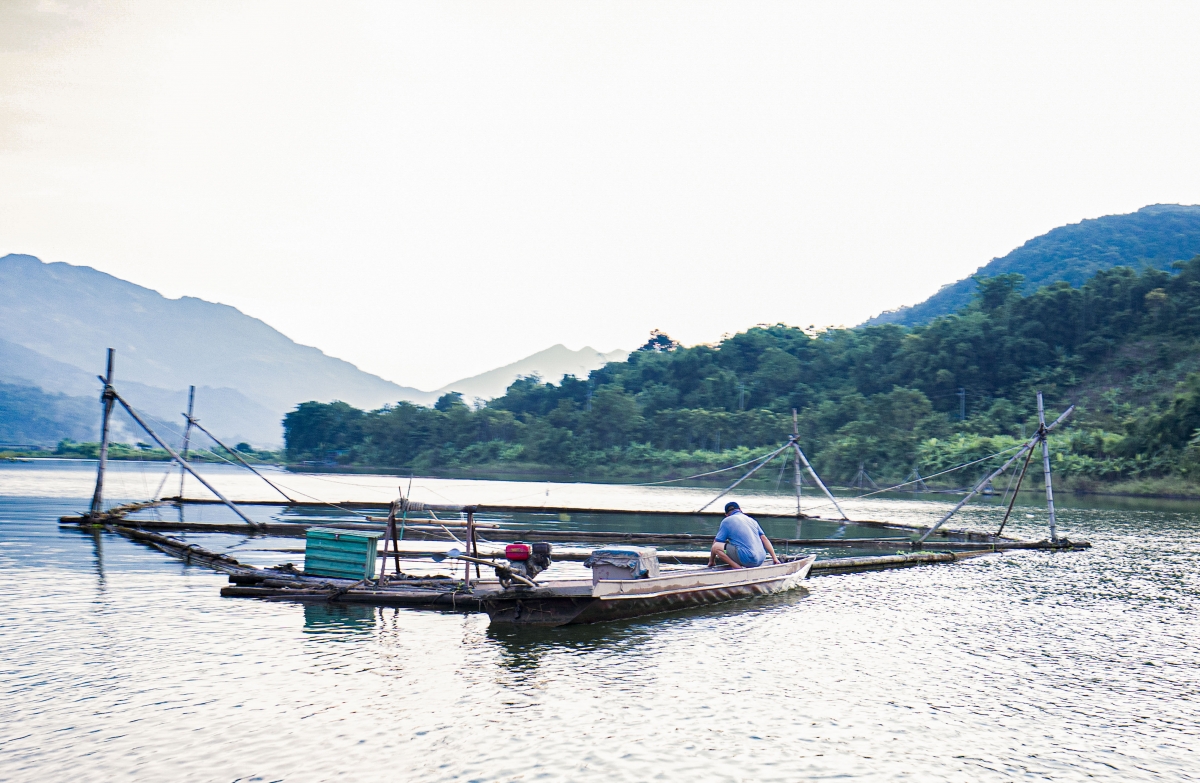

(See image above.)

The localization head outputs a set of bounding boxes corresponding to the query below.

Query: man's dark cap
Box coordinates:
[724,501,740,514]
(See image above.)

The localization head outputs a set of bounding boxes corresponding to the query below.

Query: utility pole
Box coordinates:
[738,382,746,411]
[957,387,966,421]
[88,349,116,520]
[585,379,593,412]
[1037,392,1059,542]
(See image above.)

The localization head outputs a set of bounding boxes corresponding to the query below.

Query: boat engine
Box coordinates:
[500,542,552,587]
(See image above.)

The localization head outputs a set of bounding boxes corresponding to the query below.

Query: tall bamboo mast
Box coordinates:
[178,386,195,500]
[187,417,292,501]
[918,399,1073,544]
[793,450,803,516]
[88,349,116,520]
[791,410,848,520]
[109,390,263,530]
[1037,392,1059,542]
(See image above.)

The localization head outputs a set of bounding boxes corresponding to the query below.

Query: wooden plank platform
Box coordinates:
[89,521,1090,615]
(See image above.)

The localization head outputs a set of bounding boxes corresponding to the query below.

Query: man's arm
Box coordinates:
[760,534,781,565]
[708,540,742,568]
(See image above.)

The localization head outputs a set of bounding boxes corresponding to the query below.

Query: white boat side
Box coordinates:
[590,556,814,600]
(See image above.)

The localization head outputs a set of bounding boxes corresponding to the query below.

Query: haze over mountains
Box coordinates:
[866,205,1200,326]
[0,254,623,447]
[5,203,1200,449]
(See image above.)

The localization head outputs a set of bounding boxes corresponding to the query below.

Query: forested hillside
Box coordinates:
[283,256,1200,489]
[866,204,1200,327]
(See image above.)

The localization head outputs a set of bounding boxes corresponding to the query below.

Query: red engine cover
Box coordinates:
[505,543,532,561]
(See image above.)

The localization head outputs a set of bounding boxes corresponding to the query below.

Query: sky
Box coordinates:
[3,1,1200,391]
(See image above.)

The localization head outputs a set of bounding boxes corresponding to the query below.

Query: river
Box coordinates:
[1,460,1197,781]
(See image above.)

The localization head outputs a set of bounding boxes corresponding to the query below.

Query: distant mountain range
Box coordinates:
[0,336,277,446]
[10,204,1198,450]
[865,204,1200,326]
[0,253,626,448]
[436,344,628,402]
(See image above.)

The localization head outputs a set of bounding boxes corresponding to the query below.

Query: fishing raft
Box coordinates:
[74,505,1080,627]
[62,348,1090,628]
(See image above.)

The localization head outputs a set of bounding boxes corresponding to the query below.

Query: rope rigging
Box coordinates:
[92,346,1069,545]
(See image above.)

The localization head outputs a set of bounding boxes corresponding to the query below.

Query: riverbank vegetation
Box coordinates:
[281,257,1200,493]
[0,439,282,464]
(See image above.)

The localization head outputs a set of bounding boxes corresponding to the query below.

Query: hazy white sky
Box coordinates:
[3,1,1199,390]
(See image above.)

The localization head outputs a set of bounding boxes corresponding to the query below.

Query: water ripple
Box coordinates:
[2,473,1199,781]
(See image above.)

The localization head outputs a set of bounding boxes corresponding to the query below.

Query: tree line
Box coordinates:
[284,256,1200,486]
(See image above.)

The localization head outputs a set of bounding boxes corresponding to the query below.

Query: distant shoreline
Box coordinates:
[10,453,1200,501]
[283,462,1200,500]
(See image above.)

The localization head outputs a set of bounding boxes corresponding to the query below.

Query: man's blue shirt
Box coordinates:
[714,511,767,567]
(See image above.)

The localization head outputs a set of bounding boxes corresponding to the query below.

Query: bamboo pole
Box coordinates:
[378,500,402,579]
[88,349,116,520]
[109,389,264,530]
[188,417,292,501]
[793,453,803,515]
[996,444,1035,537]
[793,444,848,521]
[792,409,848,520]
[917,403,1073,543]
[390,500,403,578]
[1037,392,1059,542]
[917,442,1033,544]
[178,386,195,501]
[468,510,480,580]
[464,511,472,585]
[696,441,791,512]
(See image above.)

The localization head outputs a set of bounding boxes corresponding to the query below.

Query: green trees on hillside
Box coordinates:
[869,204,1200,326]
[285,256,1200,485]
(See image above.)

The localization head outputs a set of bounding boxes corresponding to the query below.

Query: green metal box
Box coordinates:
[303,527,382,580]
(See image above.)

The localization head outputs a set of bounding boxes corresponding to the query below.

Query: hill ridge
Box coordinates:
[864,204,1200,327]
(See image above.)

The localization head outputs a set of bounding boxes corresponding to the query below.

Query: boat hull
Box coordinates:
[484,556,815,627]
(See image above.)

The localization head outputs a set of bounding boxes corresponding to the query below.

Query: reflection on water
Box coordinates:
[87,525,106,587]
[303,603,377,636]
[3,464,1200,782]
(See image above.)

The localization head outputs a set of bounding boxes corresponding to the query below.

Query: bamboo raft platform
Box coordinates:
[64,518,1088,614]
[135,495,964,537]
[64,515,1074,552]
[59,494,1067,553]
[58,349,1091,624]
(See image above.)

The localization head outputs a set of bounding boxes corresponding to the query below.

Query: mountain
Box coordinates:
[0,254,437,412]
[437,344,630,402]
[0,337,279,446]
[0,254,438,446]
[0,254,631,448]
[865,204,1200,327]
[0,381,96,447]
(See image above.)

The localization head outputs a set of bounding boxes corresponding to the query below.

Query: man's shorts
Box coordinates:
[724,542,743,565]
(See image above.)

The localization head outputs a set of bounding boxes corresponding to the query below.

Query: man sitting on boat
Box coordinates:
[708,502,781,569]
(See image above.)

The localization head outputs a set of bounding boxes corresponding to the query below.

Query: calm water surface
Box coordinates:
[1,461,1198,781]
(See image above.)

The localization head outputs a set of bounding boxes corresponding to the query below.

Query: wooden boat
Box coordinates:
[482,555,816,627]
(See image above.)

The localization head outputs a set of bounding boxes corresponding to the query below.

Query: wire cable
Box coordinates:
[626,448,790,487]
[798,443,1026,513]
